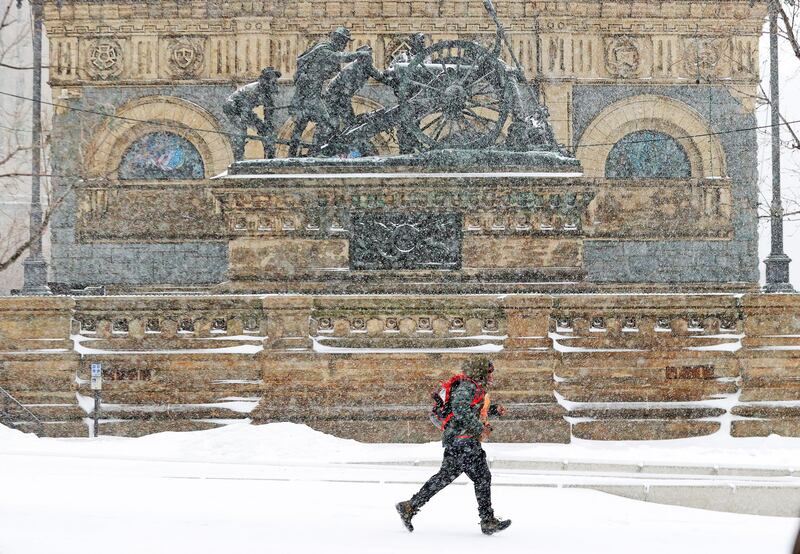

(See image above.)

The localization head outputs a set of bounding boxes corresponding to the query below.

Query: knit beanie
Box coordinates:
[462,357,493,382]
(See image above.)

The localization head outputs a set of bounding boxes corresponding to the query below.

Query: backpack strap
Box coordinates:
[440,375,486,431]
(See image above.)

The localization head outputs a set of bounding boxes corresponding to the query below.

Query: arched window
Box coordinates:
[118,131,205,180]
[605,130,691,179]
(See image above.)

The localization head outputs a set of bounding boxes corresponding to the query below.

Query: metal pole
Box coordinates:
[764,0,794,292]
[21,0,51,295]
[93,390,100,437]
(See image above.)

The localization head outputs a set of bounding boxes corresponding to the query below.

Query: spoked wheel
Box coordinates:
[397,40,512,150]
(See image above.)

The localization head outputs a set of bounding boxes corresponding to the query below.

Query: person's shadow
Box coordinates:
[794,522,800,554]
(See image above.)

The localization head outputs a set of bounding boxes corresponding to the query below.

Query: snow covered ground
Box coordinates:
[1,422,799,554]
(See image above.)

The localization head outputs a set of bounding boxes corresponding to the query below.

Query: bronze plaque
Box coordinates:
[350,212,462,270]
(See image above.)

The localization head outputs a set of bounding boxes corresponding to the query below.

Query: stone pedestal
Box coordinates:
[212,160,734,294]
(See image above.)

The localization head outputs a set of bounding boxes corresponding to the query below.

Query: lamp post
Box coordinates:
[17,0,51,295]
[764,0,794,293]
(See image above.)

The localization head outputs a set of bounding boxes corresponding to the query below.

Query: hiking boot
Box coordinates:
[395,501,417,532]
[480,516,511,535]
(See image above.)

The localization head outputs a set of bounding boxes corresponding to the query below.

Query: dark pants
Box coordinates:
[410,438,494,520]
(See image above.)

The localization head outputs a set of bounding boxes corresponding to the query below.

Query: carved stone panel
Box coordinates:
[166,37,205,78]
[76,188,226,241]
[229,238,349,279]
[463,237,582,269]
[86,38,123,80]
[604,36,640,79]
[683,37,722,79]
[583,182,733,239]
[350,212,463,270]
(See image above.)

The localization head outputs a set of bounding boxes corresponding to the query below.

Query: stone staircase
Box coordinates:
[0,386,45,435]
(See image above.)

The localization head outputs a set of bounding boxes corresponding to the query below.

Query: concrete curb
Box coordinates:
[360,459,800,517]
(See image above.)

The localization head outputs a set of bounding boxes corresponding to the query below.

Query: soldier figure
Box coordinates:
[323,45,383,131]
[506,104,562,153]
[289,27,371,156]
[530,105,559,150]
[384,33,429,154]
[223,67,281,160]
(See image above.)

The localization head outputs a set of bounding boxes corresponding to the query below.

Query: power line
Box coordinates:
[1,88,798,151]
[0,89,248,140]
[577,118,800,150]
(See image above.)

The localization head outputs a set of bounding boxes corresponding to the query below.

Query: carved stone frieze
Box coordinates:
[86,38,123,80]
[44,0,765,85]
[604,36,640,79]
[549,311,741,336]
[310,312,505,338]
[214,186,597,239]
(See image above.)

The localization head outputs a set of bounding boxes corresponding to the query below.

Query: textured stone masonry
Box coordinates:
[2,293,798,441]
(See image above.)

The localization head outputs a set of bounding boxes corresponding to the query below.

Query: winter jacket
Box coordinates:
[442,379,486,447]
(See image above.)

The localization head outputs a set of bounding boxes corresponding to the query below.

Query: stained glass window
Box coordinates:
[118,131,205,180]
[605,130,691,179]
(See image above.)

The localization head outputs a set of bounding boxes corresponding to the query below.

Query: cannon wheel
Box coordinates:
[397,40,512,150]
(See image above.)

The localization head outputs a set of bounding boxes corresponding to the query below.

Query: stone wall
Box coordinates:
[574,85,759,284]
[2,292,798,442]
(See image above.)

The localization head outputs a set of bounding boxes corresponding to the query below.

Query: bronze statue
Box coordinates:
[223,67,281,160]
[384,33,428,154]
[506,104,561,152]
[289,27,371,156]
[269,1,570,160]
[323,45,383,131]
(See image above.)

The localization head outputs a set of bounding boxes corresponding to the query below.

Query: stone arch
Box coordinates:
[274,95,398,158]
[575,95,727,179]
[84,96,233,178]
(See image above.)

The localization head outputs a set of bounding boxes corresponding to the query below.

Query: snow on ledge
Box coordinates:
[71,335,263,356]
[553,390,741,413]
[548,332,644,353]
[223,171,585,180]
[310,337,503,354]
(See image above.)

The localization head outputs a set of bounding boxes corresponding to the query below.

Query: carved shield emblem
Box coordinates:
[173,46,196,69]
[684,38,721,78]
[350,212,463,270]
[168,38,205,76]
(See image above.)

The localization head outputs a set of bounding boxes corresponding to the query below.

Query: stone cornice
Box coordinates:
[43,0,768,30]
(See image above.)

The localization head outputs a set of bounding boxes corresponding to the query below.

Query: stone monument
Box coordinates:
[214,2,583,294]
[5,0,793,444]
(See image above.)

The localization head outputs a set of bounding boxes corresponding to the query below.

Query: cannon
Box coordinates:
[317,0,562,158]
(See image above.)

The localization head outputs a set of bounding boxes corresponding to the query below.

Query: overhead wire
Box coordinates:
[1,88,799,151]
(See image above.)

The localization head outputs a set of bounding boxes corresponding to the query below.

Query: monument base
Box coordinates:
[3,293,799,443]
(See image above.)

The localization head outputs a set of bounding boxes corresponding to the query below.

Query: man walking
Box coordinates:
[396,357,511,535]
